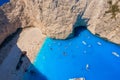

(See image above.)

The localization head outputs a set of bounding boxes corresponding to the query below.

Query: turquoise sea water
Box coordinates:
[1,1,120,80]
[24,28,120,80]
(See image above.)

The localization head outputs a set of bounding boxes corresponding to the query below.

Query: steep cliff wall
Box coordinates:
[0,0,120,45]
[84,0,120,44]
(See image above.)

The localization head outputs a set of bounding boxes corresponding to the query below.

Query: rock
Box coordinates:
[0,0,23,45]
[0,0,87,43]
[84,0,120,44]
[0,0,120,45]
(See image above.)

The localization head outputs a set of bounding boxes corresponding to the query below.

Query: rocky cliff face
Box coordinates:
[84,0,120,44]
[0,0,120,45]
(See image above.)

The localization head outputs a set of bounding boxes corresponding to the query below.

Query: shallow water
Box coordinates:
[24,29,120,80]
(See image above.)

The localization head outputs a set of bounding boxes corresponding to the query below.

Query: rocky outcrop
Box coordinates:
[0,8,21,45]
[83,0,120,44]
[0,0,120,45]
[19,0,88,39]
[0,0,23,45]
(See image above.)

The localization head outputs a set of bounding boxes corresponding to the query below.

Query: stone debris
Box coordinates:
[112,52,120,57]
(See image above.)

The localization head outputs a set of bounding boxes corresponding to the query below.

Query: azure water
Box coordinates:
[24,28,120,80]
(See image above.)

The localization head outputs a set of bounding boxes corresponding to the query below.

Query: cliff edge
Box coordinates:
[0,0,120,45]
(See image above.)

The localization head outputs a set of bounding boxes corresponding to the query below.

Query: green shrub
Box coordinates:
[105,0,120,19]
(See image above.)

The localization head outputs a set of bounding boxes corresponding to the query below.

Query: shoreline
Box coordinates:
[0,27,120,80]
[0,27,45,80]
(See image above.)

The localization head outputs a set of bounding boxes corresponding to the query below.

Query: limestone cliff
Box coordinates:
[84,0,120,44]
[0,0,120,45]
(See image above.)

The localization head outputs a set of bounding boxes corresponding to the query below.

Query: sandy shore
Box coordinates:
[0,27,45,80]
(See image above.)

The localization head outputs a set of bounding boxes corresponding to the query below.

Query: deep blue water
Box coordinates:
[24,29,120,80]
[0,0,9,6]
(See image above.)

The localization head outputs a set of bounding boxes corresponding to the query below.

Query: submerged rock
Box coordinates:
[0,0,120,45]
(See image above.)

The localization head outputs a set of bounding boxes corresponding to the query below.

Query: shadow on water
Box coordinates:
[68,0,90,39]
[73,12,89,37]
[23,64,48,80]
[0,28,23,50]
[0,1,47,80]
[0,8,22,64]
[0,44,47,80]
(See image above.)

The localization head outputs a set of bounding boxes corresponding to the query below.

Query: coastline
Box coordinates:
[87,29,120,46]
[0,27,45,80]
[24,28,120,80]
[0,27,120,80]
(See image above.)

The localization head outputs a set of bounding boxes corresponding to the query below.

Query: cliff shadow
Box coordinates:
[73,12,90,37]
[23,64,48,80]
[68,1,90,39]
[0,3,47,80]
[0,8,22,64]
[0,44,47,80]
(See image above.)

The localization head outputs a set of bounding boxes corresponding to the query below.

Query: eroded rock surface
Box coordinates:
[84,0,120,44]
[0,0,120,45]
